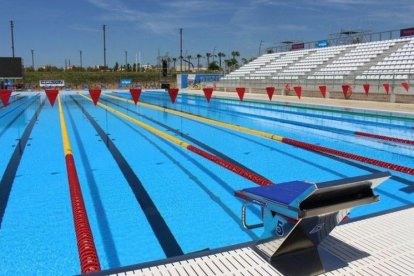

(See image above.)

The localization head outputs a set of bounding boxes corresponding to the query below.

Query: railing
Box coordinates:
[266,28,413,53]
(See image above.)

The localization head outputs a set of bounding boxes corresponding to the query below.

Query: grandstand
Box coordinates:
[218,30,414,103]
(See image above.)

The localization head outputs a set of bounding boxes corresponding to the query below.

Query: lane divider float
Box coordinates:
[355,131,414,145]
[106,93,414,176]
[57,95,101,273]
[79,93,273,186]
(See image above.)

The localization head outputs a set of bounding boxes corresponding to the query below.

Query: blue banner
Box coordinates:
[119,79,132,88]
[316,40,329,48]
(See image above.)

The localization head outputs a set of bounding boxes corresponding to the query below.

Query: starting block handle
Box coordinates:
[241,204,264,230]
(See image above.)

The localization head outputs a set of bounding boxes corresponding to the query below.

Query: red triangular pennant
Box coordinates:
[0,89,12,107]
[89,89,102,105]
[236,87,245,101]
[129,88,142,105]
[318,85,327,98]
[342,85,352,99]
[265,87,275,101]
[168,88,179,103]
[402,82,409,92]
[382,83,390,94]
[45,89,59,106]
[293,86,302,99]
[202,87,214,103]
[363,84,370,96]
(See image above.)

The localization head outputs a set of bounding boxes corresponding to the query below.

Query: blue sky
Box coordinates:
[0,0,413,68]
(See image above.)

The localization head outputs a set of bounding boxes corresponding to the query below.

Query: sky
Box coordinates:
[0,0,413,68]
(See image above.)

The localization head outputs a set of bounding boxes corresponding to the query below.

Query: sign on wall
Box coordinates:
[39,80,65,87]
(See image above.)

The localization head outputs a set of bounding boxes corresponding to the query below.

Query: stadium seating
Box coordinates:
[220,37,414,83]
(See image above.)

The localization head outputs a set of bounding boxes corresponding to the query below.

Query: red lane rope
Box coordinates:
[65,154,101,273]
[187,145,273,186]
[355,131,414,145]
[282,138,414,175]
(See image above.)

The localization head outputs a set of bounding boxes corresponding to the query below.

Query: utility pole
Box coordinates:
[103,24,107,69]
[179,28,183,72]
[80,50,83,69]
[135,52,138,72]
[125,50,128,70]
[139,51,141,72]
[31,49,34,70]
[10,20,15,57]
[258,40,264,56]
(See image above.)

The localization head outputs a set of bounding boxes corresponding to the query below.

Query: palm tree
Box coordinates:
[206,52,212,67]
[217,52,225,69]
[196,54,203,71]
[231,51,240,60]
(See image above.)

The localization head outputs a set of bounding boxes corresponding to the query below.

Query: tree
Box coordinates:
[231,51,240,60]
[206,52,212,66]
[225,58,238,72]
[241,58,248,65]
[217,52,225,70]
[208,61,219,71]
[113,62,119,71]
[196,54,203,71]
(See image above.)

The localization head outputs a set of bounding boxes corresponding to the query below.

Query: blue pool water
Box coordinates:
[0,91,413,275]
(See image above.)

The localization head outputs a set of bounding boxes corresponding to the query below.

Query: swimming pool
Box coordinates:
[0,90,413,275]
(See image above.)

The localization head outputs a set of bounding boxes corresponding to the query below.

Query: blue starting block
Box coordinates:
[235,172,391,275]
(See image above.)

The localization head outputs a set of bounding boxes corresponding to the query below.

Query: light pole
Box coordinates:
[125,50,128,70]
[31,49,34,70]
[103,24,107,69]
[10,20,15,57]
[80,50,83,69]
[179,28,183,72]
[213,46,216,62]
[258,40,263,56]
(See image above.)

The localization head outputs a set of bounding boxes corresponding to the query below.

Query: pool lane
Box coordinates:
[56,95,101,273]
[0,98,43,228]
[71,96,184,258]
[0,99,81,275]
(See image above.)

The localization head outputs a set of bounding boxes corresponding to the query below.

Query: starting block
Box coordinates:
[235,172,391,275]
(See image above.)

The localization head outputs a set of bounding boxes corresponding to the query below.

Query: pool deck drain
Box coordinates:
[95,207,414,275]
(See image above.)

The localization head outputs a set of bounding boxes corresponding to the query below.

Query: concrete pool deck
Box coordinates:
[185,89,414,115]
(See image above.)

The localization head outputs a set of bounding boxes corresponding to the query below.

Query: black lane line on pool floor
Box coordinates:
[71,96,184,258]
[102,97,270,182]
[106,108,260,240]
[0,96,39,139]
[64,100,121,268]
[0,99,45,229]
